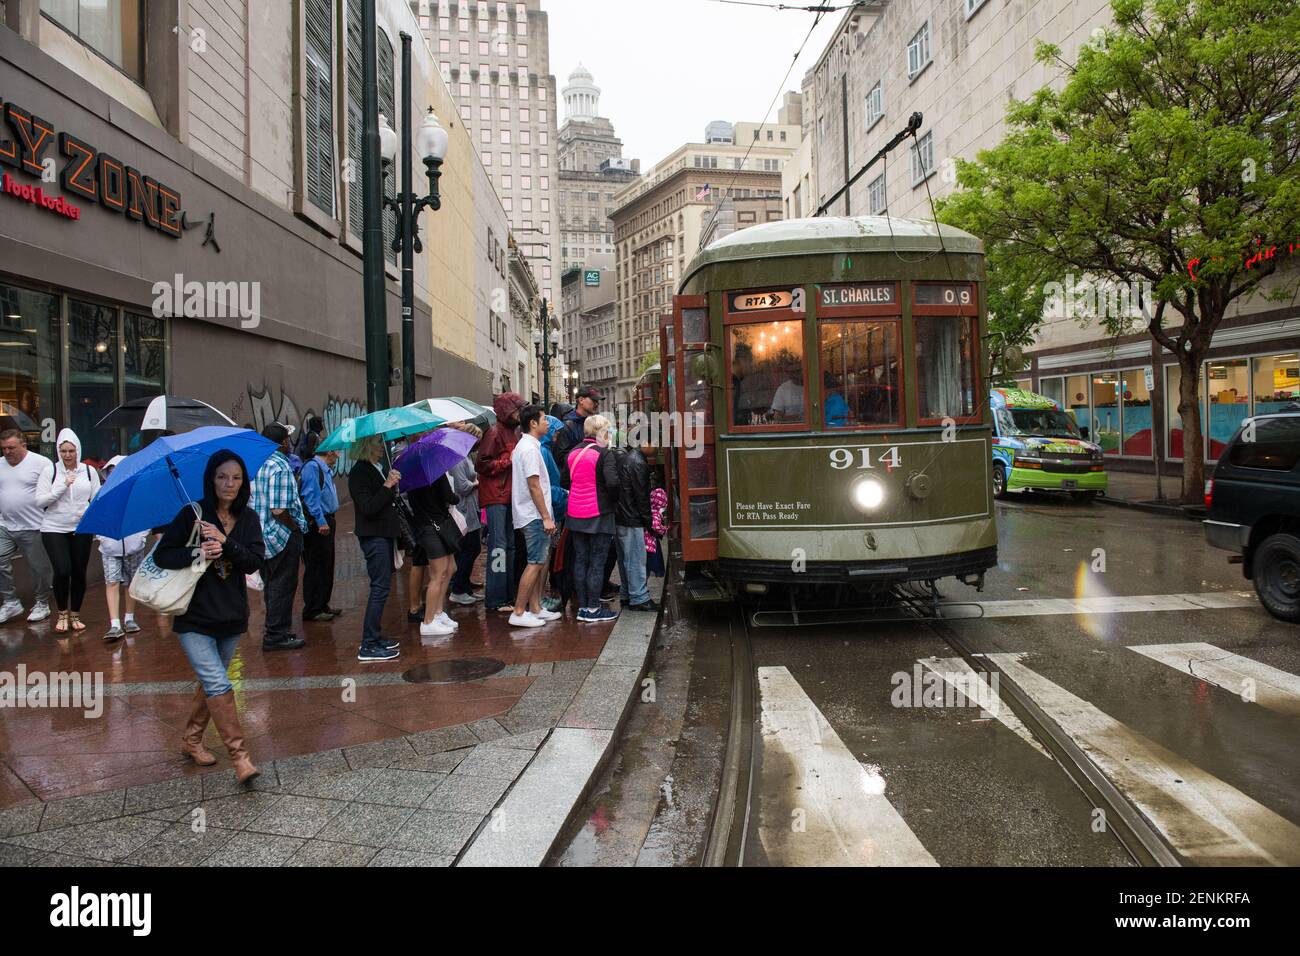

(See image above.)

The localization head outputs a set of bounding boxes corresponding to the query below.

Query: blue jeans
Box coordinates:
[615,525,651,606]
[572,530,613,611]
[358,536,393,646]
[485,504,515,609]
[178,631,241,697]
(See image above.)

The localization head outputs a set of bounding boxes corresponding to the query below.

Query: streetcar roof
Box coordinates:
[684,216,983,287]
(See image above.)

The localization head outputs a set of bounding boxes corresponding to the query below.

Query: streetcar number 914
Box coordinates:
[829,447,902,470]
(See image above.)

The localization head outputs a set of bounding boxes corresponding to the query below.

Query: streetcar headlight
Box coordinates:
[852,477,885,511]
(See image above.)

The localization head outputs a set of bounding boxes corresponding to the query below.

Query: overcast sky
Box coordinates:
[544,0,845,170]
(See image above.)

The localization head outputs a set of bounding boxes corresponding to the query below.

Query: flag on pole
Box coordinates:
[696,183,712,201]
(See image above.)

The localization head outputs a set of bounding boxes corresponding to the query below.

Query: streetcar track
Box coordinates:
[699,591,1184,868]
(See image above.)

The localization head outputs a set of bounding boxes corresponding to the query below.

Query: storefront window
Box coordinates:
[818,320,901,428]
[1039,377,1064,408]
[123,312,165,452]
[40,0,144,82]
[69,299,120,464]
[728,321,805,428]
[1252,352,1299,414]
[0,285,60,457]
[1091,373,1120,456]
[915,316,976,420]
[1206,359,1249,460]
[1120,368,1153,456]
[1065,374,1090,437]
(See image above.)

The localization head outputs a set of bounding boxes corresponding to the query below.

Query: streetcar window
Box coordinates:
[915,316,977,420]
[728,322,806,428]
[818,320,901,428]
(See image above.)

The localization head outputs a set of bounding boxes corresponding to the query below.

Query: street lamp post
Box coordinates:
[360,0,387,413]
[379,33,449,407]
[532,299,561,406]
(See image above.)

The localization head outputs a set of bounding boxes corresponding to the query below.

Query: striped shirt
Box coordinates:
[251,451,306,558]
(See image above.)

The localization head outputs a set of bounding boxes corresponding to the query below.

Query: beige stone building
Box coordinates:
[609,117,798,404]
[799,0,1298,473]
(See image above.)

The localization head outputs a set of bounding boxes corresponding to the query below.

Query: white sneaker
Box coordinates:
[508,612,545,629]
[437,612,459,629]
[419,619,456,637]
[0,600,24,624]
[449,592,479,606]
[534,609,561,622]
[27,601,51,623]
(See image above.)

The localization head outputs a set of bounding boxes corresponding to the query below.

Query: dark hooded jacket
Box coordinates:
[476,392,525,506]
[615,447,652,529]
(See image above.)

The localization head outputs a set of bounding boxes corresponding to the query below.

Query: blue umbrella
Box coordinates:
[393,427,478,493]
[77,427,277,538]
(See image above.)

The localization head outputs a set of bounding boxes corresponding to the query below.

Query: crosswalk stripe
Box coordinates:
[756,666,937,867]
[959,592,1258,619]
[918,657,1052,760]
[1127,643,1300,718]
[987,653,1300,866]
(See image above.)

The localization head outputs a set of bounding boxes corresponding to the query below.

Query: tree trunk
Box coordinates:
[1178,350,1205,504]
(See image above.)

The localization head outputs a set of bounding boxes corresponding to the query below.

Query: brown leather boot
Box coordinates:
[205,691,259,784]
[180,688,218,766]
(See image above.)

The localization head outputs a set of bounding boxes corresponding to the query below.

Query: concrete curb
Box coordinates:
[456,579,664,867]
[1096,494,1205,520]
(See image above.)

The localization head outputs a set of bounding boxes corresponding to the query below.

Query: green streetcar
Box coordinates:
[659,216,998,601]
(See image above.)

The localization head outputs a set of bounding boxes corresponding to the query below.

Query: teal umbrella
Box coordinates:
[408,397,496,430]
[316,406,446,454]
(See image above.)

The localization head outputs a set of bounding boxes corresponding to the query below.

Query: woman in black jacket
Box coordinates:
[348,436,403,663]
[409,473,461,637]
[153,450,265,784]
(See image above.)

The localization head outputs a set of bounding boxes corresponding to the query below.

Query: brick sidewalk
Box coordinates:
[0,503,619,815]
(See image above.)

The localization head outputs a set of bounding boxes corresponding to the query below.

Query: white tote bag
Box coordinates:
[129,505,212,616]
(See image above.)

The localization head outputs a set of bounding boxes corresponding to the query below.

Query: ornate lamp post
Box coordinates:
[532,300,561,405]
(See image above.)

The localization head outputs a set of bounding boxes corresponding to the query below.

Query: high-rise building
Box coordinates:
[414,0,561,342]
[609,115,798,403]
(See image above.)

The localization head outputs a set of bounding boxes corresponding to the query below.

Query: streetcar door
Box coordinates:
[659,311,676,528]
[671,295,719,563]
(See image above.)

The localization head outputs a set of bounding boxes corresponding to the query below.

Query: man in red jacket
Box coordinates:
[477,392,526,611]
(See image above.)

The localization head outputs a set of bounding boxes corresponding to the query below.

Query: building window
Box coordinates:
[907,21,932,81]
[40,0,144,82]
[910,131,935,186]
[501,152,512,166]
[302,0,335,217]
[0,284,60,457]
[868,174,887,215]
[865,80,884,130]
[965,0,988,18]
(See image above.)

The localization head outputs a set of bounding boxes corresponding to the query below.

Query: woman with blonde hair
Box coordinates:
[560,414,621,623]
[347,435,403,662]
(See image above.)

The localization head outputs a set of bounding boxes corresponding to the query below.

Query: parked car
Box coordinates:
[1204,411,1300,623]
[990,388,1108,502]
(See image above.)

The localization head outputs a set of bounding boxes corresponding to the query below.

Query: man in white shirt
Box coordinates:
[0,429,54,623]
[509,405,558,629]
[769,372,805,423]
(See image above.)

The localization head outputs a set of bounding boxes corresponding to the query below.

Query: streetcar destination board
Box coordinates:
[915,283,975,306]
[729,290,795,312]
[820,283,895,307]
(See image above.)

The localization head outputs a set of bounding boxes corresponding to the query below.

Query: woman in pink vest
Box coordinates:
[561,415,621,623]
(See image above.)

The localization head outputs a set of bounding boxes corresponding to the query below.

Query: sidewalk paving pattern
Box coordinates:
[0,504,661,865]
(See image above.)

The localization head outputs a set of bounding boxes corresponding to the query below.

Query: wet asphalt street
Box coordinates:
[555,494,1300,867]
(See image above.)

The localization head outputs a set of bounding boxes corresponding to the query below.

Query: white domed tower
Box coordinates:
[563,63,601,122]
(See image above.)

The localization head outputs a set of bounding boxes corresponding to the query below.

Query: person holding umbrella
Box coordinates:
[348,436,403,662]
[152,449,265,783]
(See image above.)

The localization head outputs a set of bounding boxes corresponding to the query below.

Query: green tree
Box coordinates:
[939,0,1300,501]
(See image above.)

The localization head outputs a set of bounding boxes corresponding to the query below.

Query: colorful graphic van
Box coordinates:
[990,388,1109,501]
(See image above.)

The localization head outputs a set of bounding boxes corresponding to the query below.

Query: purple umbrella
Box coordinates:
[393,427,478,493]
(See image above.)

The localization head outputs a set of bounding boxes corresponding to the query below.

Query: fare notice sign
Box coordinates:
[820,283,895,307]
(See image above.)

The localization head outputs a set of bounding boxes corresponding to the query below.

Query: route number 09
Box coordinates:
[829,446,902,471]
[946,289,971,305]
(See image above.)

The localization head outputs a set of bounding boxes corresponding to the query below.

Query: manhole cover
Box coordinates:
[402,657,505,684]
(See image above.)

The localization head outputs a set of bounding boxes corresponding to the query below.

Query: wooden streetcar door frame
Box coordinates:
[671,294,718,563]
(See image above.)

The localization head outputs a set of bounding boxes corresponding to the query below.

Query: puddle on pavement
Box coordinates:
[402,658,505,684]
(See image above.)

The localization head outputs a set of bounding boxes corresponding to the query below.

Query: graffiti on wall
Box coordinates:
[234,384,364,474]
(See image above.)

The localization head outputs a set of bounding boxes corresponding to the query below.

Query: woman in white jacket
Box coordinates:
[37,428,101,633]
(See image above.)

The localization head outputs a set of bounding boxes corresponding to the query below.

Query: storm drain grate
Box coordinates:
[402,657,506,684]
